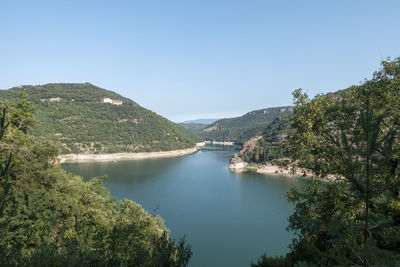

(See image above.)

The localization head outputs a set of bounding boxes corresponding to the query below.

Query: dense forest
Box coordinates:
[0,94,192,266]
[0,83,200,154]
[200,106,292,144]
[252,58,400,266]
[238,117,290,163]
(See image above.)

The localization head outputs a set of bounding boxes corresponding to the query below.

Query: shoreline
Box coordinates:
[249,163,312,177]
[229,161,310,177]
[228,154,313,178]
[59,146,200,163]
[229,159,337,180]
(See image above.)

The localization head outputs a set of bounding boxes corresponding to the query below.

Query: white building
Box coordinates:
[112,99,122,105]
[100,97,113,103]
[100,97,122,105]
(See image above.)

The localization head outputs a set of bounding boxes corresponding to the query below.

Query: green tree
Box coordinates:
[0,94,192,266]
[287,58,400,266]
[253,58,400,266]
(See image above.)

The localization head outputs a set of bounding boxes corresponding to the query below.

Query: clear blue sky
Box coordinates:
[1,0,399,121]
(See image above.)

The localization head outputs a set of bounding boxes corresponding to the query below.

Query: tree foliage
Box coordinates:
[0,95,192,266]
[253,58,400,266]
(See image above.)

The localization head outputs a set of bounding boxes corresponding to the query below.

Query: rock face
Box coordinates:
[255,161,312,176]
[239,135,262,155]
[228,152,316,177]
[196,142,206,147]
[228,154,247,172]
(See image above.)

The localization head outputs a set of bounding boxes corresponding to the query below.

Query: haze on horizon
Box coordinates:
[1,0,399,122]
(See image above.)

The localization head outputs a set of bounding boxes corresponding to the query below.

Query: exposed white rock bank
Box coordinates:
[228,154,248,172]
[59,146,201,163]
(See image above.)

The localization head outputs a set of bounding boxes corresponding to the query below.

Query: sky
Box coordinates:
[1,0,399,122]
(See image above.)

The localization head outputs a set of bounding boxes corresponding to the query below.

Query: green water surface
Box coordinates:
[62,146,302,267]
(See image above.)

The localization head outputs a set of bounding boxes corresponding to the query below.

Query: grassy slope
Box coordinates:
[0,83,200,153]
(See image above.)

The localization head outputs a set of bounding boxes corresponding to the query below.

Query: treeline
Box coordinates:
[0,83,200,154]
[0,94,192,266]
[252,58,400,266]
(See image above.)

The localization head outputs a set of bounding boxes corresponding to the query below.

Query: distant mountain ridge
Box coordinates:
[179,123,209,133]
[200,106,293,144]
[0,83,200,154]
[182,118,220,125]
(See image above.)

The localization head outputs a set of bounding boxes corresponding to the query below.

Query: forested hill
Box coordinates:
[200,106,293,144]
[0,83,200,154]
[238,117,290,163]
[179,122,208,133]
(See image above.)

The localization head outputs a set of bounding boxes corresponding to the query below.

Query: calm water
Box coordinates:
[62,146,302,267]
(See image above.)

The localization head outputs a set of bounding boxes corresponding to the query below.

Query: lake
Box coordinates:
[62,146,302,267]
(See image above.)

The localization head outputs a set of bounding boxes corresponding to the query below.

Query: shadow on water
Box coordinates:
[62,146,303,267]
[63,156,186,185]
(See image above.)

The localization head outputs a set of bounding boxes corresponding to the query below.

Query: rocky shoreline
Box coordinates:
[228,154,341,180]
[250,163,312,176]
[59,146,201,163]
[228,154,313,177]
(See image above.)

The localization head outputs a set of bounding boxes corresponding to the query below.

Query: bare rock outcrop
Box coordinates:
[228,154,247,172]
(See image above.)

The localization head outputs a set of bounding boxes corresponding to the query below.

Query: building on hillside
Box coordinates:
[112,99,122,105]
[100,97,113,103]
[100,97,122,105]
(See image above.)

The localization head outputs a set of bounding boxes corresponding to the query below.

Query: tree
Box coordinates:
[0,94,192,266]
[285,58,400,266]
[252,58,400,266]
[0,92,37,216]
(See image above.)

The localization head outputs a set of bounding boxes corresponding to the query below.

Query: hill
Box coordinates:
[0,94,192,265]
[179,122,209,133]
[182,118,219,124]
[0,83,200,154]
[180,118,220,133]
[200,106,293,144]
[236,89,353,164]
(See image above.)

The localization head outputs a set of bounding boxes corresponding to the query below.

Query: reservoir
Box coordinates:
[63,146,302,267]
